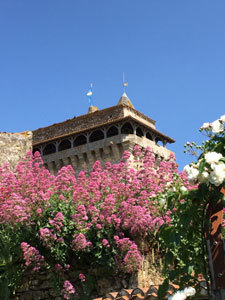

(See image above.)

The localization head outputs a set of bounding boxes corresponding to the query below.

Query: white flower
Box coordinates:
[205,152,223,165]
[184,165,199,182]
[180,186,187,192]
[211,119,224,133]
[209,163,225,186]
[168,287,196,300]
[200,122,211,130]
[220,114,225,123]
[183,287,196,297]
[169,291,187,300]
[198,171,209,183]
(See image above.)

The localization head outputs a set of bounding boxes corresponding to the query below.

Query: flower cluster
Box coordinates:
[20,242,44,271]
[200,115,225,133]
[71,233,92,251]
[184,115,225,187]
[61,280,75,300]
[0,146,193,297]
[116,237,142,273]
[168,287,196,300]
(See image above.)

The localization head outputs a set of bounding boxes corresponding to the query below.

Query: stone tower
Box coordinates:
[32,93,175,174]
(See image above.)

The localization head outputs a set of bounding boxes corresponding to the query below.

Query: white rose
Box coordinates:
[183,164,191,173]
[198,171,209,183]
[205,152,223,165]
[209,164,225,186]
[169,291,187,300]
[220,114,225,123]
[183,287,196,297]
[184,164,199,182]
[211,119,224,133]
[200,122,211,130]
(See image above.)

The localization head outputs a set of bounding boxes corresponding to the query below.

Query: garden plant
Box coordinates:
[159,115,225,300]
[0,145,192,299]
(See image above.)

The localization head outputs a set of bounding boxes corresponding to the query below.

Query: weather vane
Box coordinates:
[86,83,93,106]
[123,72,128,93]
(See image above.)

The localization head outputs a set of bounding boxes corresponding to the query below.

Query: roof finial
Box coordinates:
[123,72,128,93]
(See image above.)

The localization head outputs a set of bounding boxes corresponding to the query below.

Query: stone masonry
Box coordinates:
[0,131,32,170]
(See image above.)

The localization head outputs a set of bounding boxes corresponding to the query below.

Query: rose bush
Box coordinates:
[158,115,225,299]
[0,145,190,299]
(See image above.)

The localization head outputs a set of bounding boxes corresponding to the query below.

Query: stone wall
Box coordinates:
[9,269,140,300]
[39,134,173,175]
[0,131,32,170]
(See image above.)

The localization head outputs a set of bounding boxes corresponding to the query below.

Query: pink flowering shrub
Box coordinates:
[61,280,75,299]
[0,146,192,298]
[20,242,44,271]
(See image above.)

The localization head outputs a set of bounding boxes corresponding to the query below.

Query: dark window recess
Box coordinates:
[121,122,133,134]
[74,135,87,147]
[43,144,56,156]
[107,126,118,138]
[146,132,153,141]
[89,130,104,142]
[155,138,163,145]
[58,139,71,151]
[33,148,40,154]
[136,127,144,137]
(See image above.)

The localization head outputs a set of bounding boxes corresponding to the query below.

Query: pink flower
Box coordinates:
[79,273,86,282]
[71,234,92,251]
[20,242,44,271]
[102,239,110,247]
[36,208,42,214]
[61,280,75,299]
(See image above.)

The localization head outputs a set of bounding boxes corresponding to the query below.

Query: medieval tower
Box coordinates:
[32,93,175,174]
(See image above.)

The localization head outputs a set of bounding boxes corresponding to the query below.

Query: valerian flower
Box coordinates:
[61,280,75,300]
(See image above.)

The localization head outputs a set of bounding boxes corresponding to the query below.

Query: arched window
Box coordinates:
[58,139,71,151]
[33,147,40,155]
[146,132,153,141]
[89,130,104,143]
[155,137,163,146]
[107,126,118,138]
[136,127,143,137]
[121,122,133,134]
[43,143,56,156]
[74,135,87,147]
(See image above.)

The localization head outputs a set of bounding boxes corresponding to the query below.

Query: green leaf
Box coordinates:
[199,160,206,174]
[188,265,194,275]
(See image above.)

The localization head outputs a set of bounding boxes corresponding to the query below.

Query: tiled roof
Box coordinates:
[93,285,178,300]
[93,282,208,300]
[33,115,175,146]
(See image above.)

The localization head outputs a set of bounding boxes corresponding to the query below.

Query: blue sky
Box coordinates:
[0,1,225,170]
